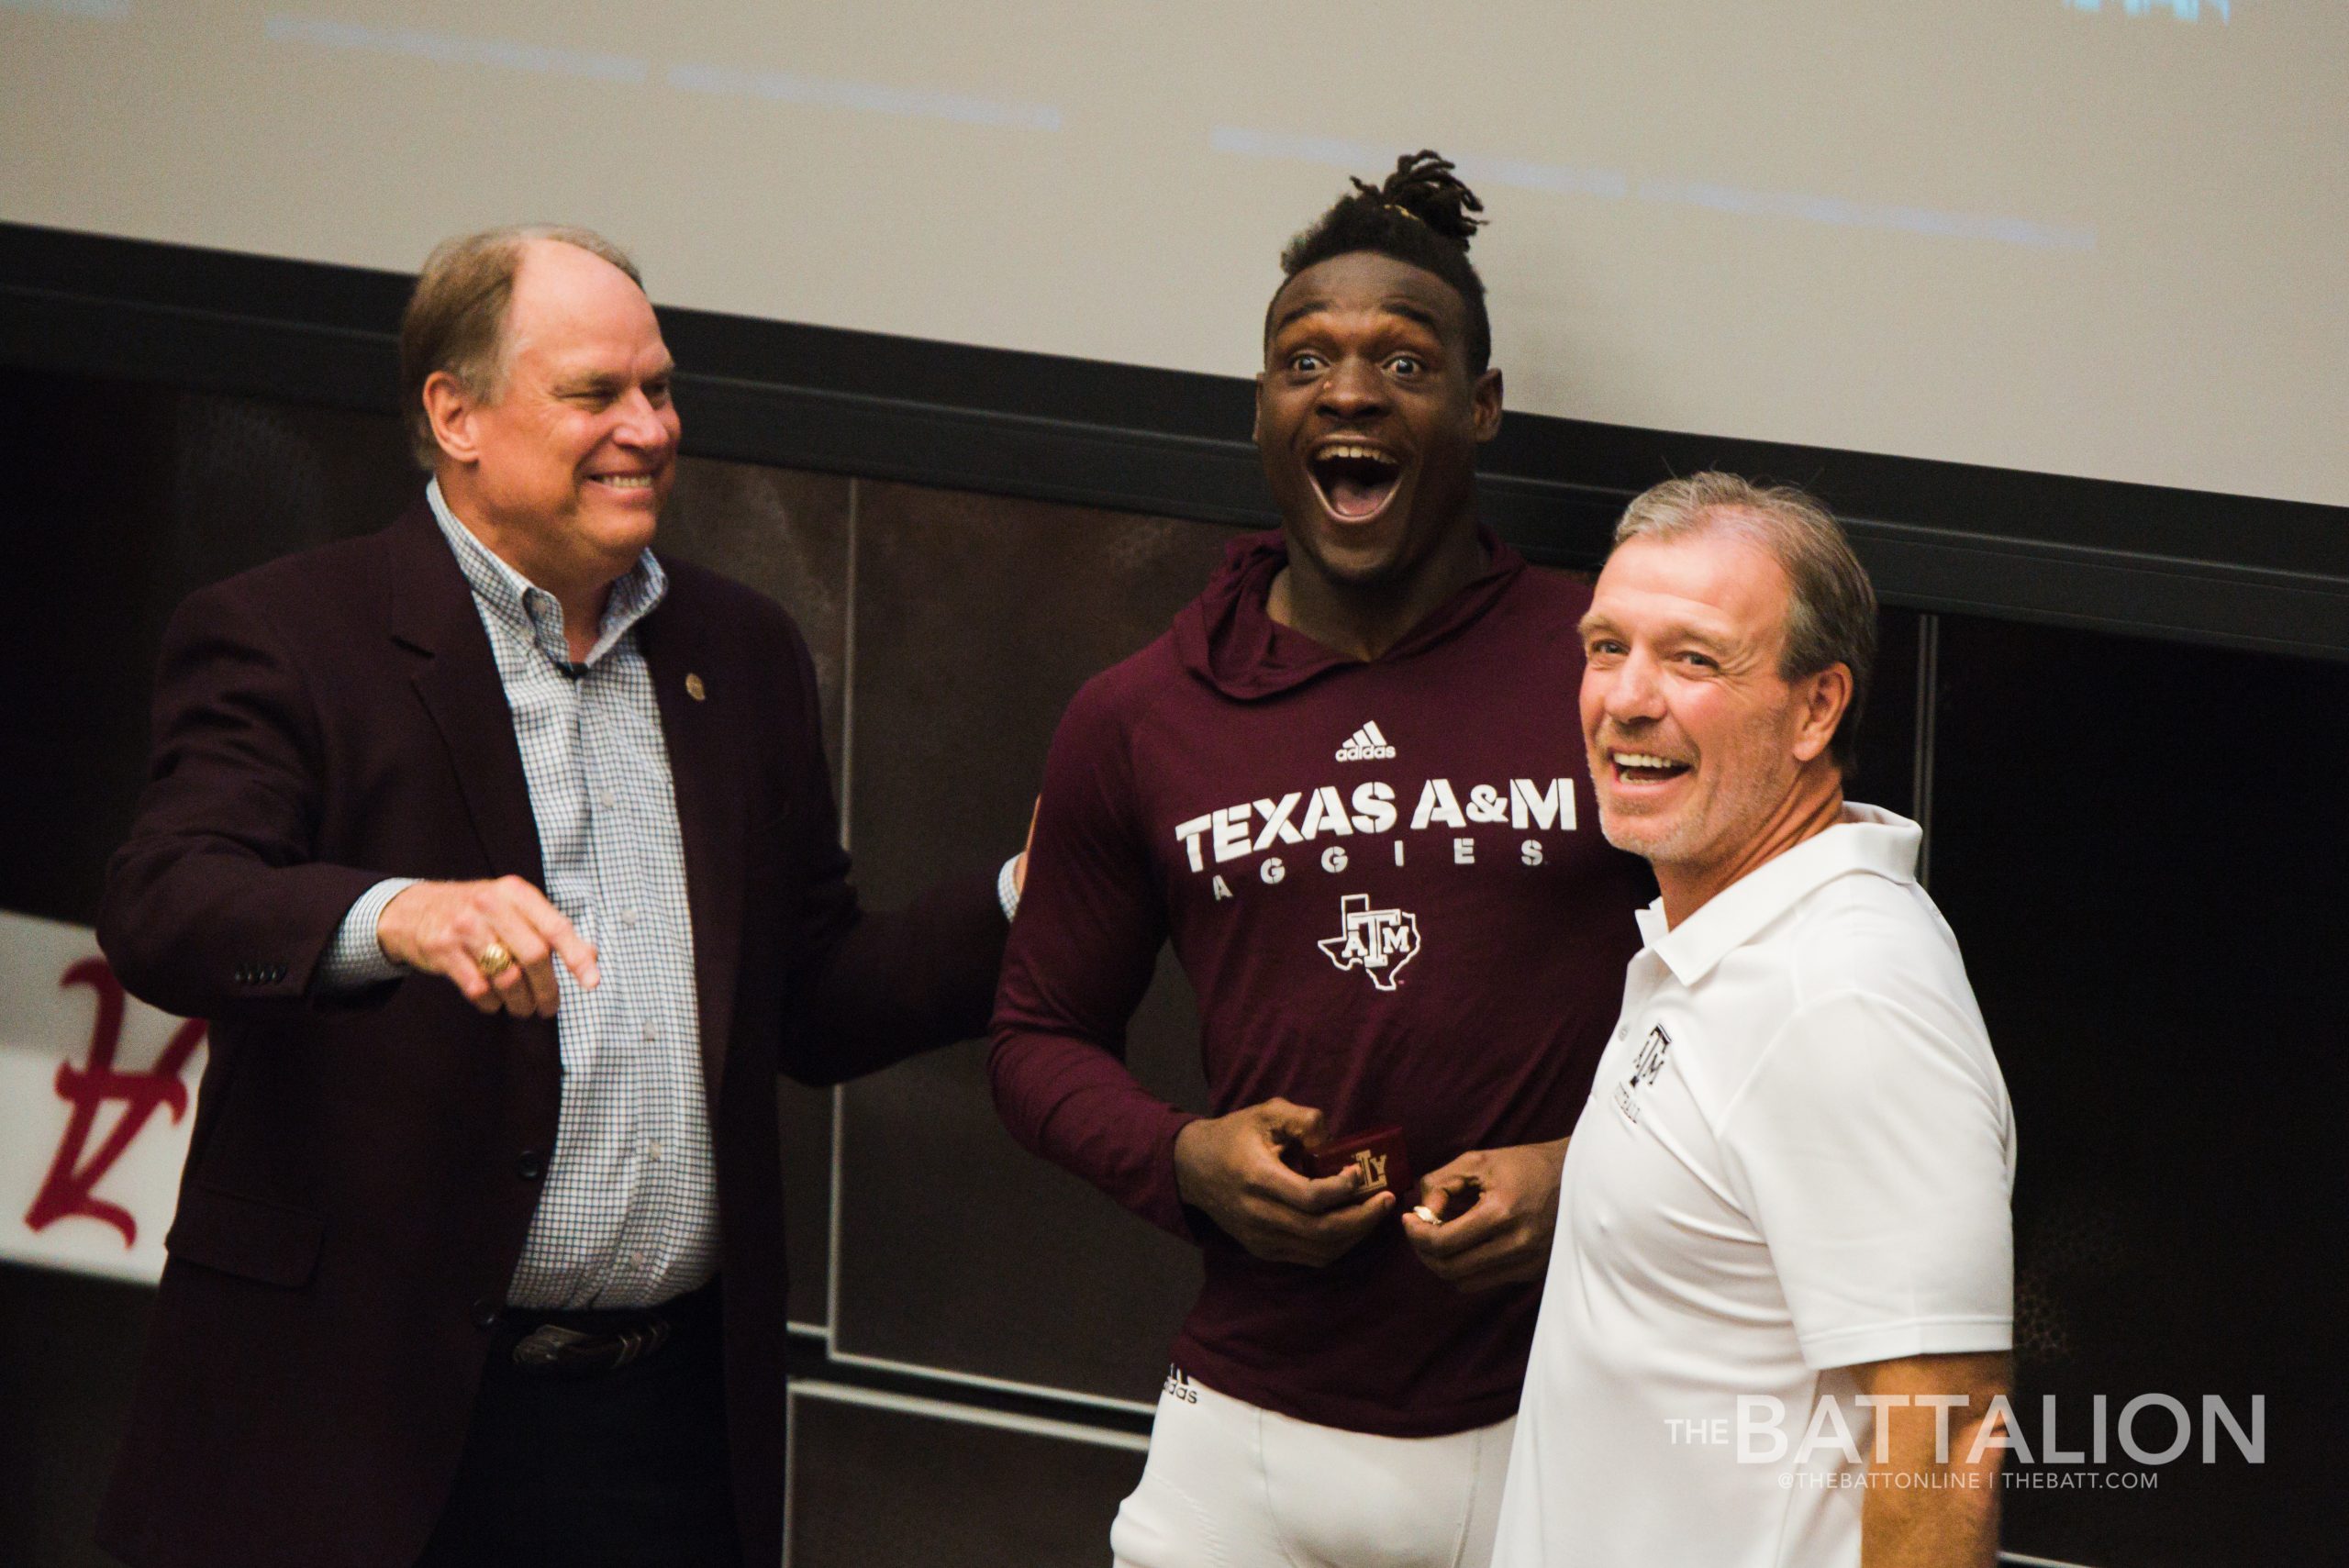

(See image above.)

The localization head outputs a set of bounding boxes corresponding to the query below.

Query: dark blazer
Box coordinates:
[94,501,1004,1568]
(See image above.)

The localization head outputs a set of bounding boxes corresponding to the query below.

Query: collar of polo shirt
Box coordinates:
[1632,804,1922,987]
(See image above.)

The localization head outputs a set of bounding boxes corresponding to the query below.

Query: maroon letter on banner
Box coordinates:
[22,959,206,1248]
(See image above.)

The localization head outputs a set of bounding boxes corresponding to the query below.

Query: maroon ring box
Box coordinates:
[1297,1125,1412,1200]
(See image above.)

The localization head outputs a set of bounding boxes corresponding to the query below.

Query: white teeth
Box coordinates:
[1318,443,1397,464]
[1613,752,1685,771]
[595,475,653,488]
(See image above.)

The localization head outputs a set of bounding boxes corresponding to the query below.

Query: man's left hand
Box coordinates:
[1400,1139,1568,1291]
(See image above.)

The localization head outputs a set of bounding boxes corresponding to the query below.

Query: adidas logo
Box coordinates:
[1334,721,1397,762]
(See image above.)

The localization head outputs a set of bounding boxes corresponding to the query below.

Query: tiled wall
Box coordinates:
[1,373,2341,1566]
[1927,619,2349,1565]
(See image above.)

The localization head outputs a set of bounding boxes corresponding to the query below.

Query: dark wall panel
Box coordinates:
[834,482,1236,1397]
[1930,617,2349,1566]
[660,462,852,778]
[1848,608,1921,829]
[3,377,172,927]
[787,1395,1142,1568]
[830,952,1206,1400]
[0,1268,154,1568]
[0,383,412,925]
[657,462,854,1328]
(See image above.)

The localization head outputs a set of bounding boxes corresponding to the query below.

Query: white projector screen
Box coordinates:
[3,0,2343,507]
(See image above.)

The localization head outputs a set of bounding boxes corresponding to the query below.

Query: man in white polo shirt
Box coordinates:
[1488,473,2016,1568]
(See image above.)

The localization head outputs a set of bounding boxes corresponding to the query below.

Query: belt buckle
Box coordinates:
[512,1323,595,1371]
[510,1318,674,1374]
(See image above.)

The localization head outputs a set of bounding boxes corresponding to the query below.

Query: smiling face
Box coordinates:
[428,239,679,597]
[1578,523,1850,904]
[1255,250,1501,591]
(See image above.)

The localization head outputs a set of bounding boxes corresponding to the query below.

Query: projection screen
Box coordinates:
[3,0,2342,507]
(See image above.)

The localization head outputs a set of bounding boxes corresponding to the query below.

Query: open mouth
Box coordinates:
[587,473,659,495]
[1308,441,1404,523]
[1610,751,1692,785]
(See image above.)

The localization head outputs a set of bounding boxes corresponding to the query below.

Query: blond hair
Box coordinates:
[397,224,642,468]
[1611,473,1877,773]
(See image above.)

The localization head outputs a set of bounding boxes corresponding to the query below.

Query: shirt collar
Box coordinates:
[1633,803,1923,987]
[425,478,667,669]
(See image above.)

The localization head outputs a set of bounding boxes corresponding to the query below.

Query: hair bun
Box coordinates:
[1348,150,1486,249]
[1276,146,1495,372]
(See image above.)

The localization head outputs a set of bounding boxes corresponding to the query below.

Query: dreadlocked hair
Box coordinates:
[1276,150,1492,372]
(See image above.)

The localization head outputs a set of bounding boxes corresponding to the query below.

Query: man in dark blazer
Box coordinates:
[93,226,1014,1568]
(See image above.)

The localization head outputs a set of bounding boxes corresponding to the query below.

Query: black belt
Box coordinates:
[491,1279,719,1376]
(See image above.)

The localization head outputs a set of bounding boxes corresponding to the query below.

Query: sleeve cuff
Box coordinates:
[996,856,1021,922]
[1798,1316,2014,1371]
[317,877,421,990]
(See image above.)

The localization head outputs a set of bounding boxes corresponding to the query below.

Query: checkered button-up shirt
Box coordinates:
[322,481,716,1310]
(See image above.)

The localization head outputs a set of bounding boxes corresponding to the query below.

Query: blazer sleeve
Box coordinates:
[774,621,1008,1086]
[97,582,389,1021]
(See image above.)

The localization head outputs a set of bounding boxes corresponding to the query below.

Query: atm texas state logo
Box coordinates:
[1318,894,1420,991]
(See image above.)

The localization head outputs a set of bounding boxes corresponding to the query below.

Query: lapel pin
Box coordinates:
[685,673,707,702]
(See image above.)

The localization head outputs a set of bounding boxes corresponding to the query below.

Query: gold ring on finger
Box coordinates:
[476,941,515,979]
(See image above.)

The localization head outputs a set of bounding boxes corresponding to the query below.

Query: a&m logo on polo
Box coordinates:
[1613,1024,1672,1126]
[1318,894,1420,991]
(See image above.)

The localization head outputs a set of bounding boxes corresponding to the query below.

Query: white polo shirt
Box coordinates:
[1491,805,2015,1568]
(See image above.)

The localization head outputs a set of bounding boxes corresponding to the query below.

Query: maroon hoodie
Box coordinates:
[990,528,1649,1437]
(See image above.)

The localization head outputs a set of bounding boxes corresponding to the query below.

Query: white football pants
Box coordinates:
[1109,1369,1514,1568]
